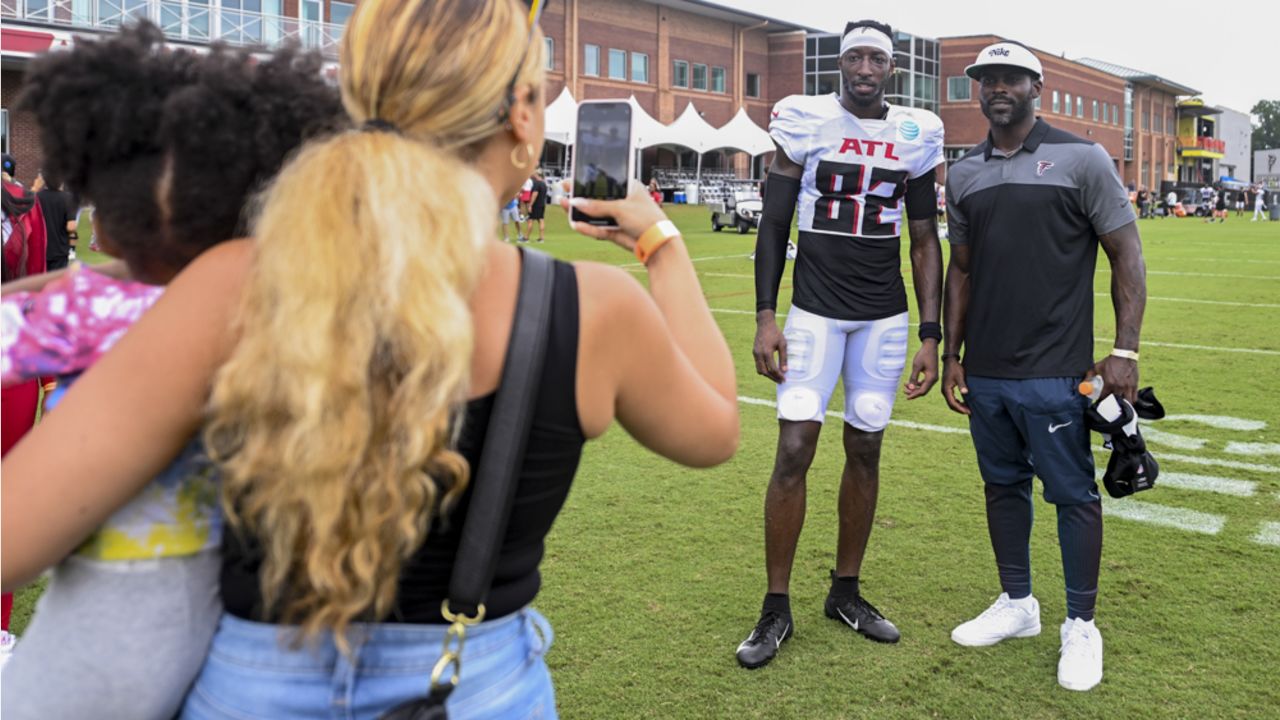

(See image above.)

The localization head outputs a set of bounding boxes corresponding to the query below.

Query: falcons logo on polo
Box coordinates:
[1036,160,1055,177]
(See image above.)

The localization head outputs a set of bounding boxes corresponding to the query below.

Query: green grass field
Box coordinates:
[13,207,1280,718]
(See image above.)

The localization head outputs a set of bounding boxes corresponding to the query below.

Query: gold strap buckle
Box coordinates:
[429,600,486,691]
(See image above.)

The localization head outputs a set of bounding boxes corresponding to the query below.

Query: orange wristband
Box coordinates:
[634,220,679,264]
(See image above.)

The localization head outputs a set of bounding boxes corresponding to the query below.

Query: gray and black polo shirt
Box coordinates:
[946,118,1133,379]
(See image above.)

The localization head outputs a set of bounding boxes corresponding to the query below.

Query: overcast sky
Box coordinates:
[724,0,1273,119]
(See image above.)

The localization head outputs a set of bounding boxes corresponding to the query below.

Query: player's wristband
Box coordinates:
[635,220,679,264]
[1110,348,1139,362]
[917,322,942,342]
[941,352,961,362]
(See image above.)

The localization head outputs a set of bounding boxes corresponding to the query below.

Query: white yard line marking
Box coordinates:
[737,395,968,434]
[1142,427,1208,451]
[1146,451,1279,475]
[1123,340,1280,357]
[617,253,746,269]
[701,272,757,279]
[1156,472,1257,497]
[1097,269,1280,281]
[1251,522,1280,547]
[1094,293,1280,309]
[1224,442,1280,456]
[1160,415,1267,431]
[1102,497,1225,535]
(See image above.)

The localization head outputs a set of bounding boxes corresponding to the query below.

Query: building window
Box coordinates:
[1034,96,1041,110]
[329,1,354,25]
[947,76,971,101]
[746,73,761,98]
[631,52,648,83]
[584,44,599,76]
[1076,96,1084,118]
[1142,110,1150,131]
[0,108,8,154]
[1064,93,1071,115]
[673,60,689,88]
[692,63,708,91]
[608,49,626,80]
[1092,100,1099,121]
[544,37,554,70]
[1154,109,1162,133]
[1052,90,1060,114]
[710,66,726,93]
[1113,104,1120,126]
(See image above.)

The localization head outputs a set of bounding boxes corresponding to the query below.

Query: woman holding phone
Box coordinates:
[1,0,737,717]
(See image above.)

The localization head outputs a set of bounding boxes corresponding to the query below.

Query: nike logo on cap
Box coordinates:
[1048,421,1073,433]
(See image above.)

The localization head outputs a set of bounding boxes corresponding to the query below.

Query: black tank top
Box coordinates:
[220,259,586,624]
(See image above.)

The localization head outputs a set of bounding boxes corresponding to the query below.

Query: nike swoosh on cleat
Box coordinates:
[776,624,791,648]
[1048,421,1073,433]
[837,608,859,631]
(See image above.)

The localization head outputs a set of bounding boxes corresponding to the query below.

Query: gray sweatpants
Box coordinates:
[1,549,221,720]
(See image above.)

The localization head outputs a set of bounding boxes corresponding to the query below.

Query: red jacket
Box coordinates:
[3,180,48,280]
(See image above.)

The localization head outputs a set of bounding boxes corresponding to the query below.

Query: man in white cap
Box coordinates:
[942,40,1146,691]
[738,18,945,669]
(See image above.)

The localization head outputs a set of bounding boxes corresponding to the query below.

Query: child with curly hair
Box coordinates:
[0,23,343,719]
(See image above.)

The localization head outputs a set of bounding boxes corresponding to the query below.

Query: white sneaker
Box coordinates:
[1058,617,1103,691]
[0,630,17,670]
[951,593,1041,647]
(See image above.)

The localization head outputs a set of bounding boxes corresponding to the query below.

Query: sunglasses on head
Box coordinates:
[499,0,547,121]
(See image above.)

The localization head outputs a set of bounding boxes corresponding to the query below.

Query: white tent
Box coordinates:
[543,87,577,146]
[662,102,720,153]
[627,95,673,150]
[714,107,775,157]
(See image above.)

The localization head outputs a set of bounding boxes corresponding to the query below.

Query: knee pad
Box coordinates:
[779,387,823,422]
[845,389,893,431]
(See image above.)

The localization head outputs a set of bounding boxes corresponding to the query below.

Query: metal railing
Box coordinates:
[1176,136,1226,154]
[1,0,344,57]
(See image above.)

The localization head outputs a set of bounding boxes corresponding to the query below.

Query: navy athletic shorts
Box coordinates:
[964,375,1098,506]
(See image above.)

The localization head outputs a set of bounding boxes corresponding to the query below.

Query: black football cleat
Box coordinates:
[735,610,793,669]
[824,592,901,644]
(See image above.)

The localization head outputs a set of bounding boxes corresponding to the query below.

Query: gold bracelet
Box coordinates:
[1110,348,1139,362]
[634,220,679,264]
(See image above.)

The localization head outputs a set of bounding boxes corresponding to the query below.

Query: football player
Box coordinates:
[737,19,945,669]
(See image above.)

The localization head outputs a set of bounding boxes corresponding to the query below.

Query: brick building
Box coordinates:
[1075,58,1198,191]
[538,0,811,177]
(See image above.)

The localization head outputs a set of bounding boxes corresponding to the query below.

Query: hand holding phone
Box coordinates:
[563,181,670,254]
[571,101,634,227]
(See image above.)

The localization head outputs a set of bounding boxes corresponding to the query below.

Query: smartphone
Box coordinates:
[571,100,634,227]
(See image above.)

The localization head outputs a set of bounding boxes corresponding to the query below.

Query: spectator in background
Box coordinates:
[1254,187,1269,222]
[519,174,534,219]
[34,172,79,271]
[648,176,662,204]
[1136,188,1148,219]
[1235,190,1245,217]
[2,155,51,669]
[522,170,548,243]
[500,194,523,242]
[1164,189,1177,219]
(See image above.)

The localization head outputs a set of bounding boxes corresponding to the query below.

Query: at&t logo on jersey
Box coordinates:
[899,119,920,141]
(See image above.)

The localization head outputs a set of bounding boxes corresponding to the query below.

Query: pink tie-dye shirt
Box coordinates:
[1,265,163,387]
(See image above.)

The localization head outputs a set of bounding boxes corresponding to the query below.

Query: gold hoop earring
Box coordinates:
[511,143,534,170]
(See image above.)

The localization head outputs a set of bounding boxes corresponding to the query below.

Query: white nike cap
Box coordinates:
[965,41,1043,81]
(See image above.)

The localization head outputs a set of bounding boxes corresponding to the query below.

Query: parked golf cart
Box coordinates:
[710,191,762,234]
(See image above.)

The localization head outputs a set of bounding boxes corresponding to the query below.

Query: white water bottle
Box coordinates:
[1078,375,1104,403]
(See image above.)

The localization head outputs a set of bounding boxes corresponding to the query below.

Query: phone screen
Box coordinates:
[572,102,632,225]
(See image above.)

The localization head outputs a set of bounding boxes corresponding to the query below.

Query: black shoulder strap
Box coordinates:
[446,247,556,618]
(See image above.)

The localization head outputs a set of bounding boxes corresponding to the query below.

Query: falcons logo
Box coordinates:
[1036,160,1055,177]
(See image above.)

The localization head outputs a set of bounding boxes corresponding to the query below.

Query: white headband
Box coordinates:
[840,27,894,58]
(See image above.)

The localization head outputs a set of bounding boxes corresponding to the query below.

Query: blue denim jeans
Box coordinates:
[181,608,556,720]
